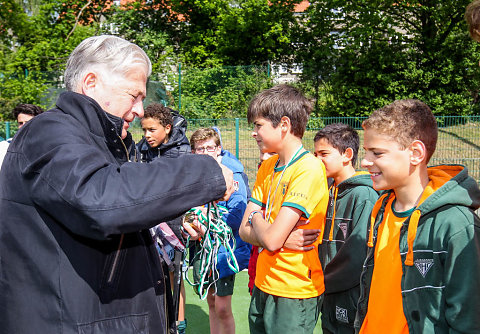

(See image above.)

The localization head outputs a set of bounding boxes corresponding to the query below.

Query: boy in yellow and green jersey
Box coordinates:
[239,84,329,334]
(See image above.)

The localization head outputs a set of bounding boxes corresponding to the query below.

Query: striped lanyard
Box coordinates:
[264,145,303,224]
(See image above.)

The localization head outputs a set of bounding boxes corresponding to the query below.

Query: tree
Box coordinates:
[173,65,272,119]
[168,0,303,66]
[0,0,104,119]
[300,0,480,116]
[100,0,179,76]
[214,0,303,65]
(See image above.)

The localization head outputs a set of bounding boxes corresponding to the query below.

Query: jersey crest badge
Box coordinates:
[339,222,348,239]
[335,306,348,323]
[414,258,434,278]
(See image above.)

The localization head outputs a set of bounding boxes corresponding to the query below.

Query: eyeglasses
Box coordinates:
[195,145,217,153]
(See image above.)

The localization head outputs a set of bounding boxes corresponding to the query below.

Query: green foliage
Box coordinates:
[169,0,303,66]
[101,1,180,76]
[214,0,303,65]
[300,0,480,116]
[0,0,99,120]
[2,0,480,119]
[173,65,272,118]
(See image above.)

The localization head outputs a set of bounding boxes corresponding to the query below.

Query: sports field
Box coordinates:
[184,269,323,333]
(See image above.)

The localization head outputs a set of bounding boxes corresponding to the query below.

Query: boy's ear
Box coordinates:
[410,140,427,165]
[280,116,291,132]
[343,147,354,164]
[165,124,172,135]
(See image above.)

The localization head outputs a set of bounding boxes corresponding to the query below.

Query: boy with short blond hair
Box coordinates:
[313,123,378,334]
[240,84,329,334]
[356,99,480,333]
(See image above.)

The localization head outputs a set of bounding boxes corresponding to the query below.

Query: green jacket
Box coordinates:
[319,172,378,331]
[320,172,379,293]
[355,165,480,334]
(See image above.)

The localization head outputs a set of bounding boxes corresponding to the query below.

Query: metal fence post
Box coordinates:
[178,63,182,111]
[6,121,11,140]
[235,118,240,159]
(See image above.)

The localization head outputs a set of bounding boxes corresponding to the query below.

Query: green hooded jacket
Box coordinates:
[355,165,480,334]
[319,172,379,331]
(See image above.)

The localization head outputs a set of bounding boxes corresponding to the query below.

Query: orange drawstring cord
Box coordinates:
[368,193,390,248]
[405,210,421,266]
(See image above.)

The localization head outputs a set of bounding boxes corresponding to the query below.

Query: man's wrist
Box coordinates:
[248,210,263,225]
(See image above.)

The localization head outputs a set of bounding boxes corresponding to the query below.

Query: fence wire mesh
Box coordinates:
[2,67,479,187]
[126,116,480,187]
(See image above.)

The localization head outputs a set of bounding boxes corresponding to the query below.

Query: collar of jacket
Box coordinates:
[56,91,124,139]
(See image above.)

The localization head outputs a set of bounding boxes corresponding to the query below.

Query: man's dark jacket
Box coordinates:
[0,92,226,334]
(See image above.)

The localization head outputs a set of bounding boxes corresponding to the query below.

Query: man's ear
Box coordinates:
[343,147,354,165]
[81,72,99,96]
[410,140,427,165]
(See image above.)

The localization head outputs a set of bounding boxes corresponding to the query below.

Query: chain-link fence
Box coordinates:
[3,115,479,187]
[2,65,479,186]
[126,115,480,187]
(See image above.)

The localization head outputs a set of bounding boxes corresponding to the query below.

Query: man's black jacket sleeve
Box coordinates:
[18,114,226,240]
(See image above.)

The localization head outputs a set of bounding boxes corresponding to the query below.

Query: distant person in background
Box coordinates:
[12,103,44,129]
[0,104,44,170]
[188,127,251,334]
[137,103,190,161]
[0,140,9,170]
[137,102,191,334]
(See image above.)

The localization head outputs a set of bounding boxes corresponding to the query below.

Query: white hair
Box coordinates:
[64,35,152,91]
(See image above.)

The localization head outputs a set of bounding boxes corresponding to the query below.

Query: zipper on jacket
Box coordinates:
[108,234,125,283]
[119,134,134,162]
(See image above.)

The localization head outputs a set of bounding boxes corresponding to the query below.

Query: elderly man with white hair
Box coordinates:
[0,35,234,334]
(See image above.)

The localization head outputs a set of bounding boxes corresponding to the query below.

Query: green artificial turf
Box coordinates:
[183,269,323,333]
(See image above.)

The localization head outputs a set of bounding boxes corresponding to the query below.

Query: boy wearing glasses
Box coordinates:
[188,127,251,334]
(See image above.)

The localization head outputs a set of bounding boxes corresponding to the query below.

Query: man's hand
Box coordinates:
[182,212,206,241]
[219,163,234,201]
[283,220,320,251]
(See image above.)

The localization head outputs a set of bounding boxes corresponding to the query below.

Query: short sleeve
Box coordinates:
[250,156,276,208]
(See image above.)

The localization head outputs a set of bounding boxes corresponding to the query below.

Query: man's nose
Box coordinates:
[133,101,144,119]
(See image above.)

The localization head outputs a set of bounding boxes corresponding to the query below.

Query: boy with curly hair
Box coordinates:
[137,103,190,161]
[356,99,480,333]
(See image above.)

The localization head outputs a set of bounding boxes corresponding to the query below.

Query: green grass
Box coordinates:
[183,269,323,333]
